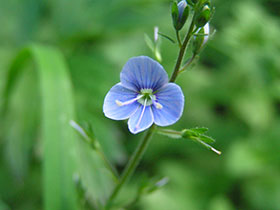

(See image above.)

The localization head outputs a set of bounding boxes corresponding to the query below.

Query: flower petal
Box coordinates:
[128,106,154,134]
[120,56,168,91]
[152,83,184,126]
[103,83,139,120]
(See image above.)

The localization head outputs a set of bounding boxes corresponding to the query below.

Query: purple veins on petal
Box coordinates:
[177,1,187,21]
[128,105,154,134]
[103,56,185,134]
[152,83,184,126]
[103,83,139,120]
[120,56,168,91]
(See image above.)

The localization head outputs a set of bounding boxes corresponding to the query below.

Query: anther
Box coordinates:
[115,95,143,107]
[115,100,124,106]
[149,95,163,109]
[154,102,163,109]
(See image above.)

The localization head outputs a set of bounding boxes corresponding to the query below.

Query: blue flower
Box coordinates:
[103,56,184,134]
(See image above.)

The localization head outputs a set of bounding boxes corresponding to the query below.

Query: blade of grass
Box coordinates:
[2,44,79,210]
[1,44,115,209]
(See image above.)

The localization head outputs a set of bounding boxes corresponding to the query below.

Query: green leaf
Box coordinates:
[155,48,162,63]
[2,44,79,210]
[180,5,189,28]
[70,120,97,149]
[192,137,221,155]
[144,33,155,52]
[158,128,221,155]
[125,176,169,209]
[171,1,179,29]
[70,120,119,183]
[1,44,115,210]
[195,5,211,27]
[199,134,215,143]
[157,32,176,44]
[191,127,209,134]
[182,129,199,137]
[144,177,169,194]
[0,200,10,210]
[2,67,39,179]
[193,27,205,54]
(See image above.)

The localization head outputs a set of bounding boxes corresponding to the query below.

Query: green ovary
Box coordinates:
[137,88,156,106]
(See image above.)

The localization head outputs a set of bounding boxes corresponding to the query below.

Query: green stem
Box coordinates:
[95,144,120,183]
[176,30,182,48]
[70,120,119,183]
[179,53,197,73]
[170,18,196,82]
[105,124,156,209]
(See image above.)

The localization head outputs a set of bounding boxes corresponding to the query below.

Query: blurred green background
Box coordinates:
[1,0,280,209]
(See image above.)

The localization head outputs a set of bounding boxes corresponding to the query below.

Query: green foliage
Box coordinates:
[158,127,220,154]
[1,44,115,209]
[0,0,280,209]
[2,45,79,210]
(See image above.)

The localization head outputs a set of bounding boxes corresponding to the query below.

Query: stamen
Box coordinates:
[154,101,163,109]
[149,95,163,109]
[116,95,143,106]
[136,99,147,129]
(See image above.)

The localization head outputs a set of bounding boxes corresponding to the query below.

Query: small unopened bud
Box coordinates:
[172,1,189,31]
[195,5,211,28]
[178,1,187,20]
[202,23,209,45]
[154,26,159,42]
[193,23,210,54]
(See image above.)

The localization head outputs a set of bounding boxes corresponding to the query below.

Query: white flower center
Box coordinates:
[137,89,162,109]
[115,88,163,109]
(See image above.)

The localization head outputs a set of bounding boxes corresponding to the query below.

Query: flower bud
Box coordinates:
[193,23,209,54]
[172,1,189,31]
[195,5,211,28]
[154,26,159,42]
[202,23,209,45]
